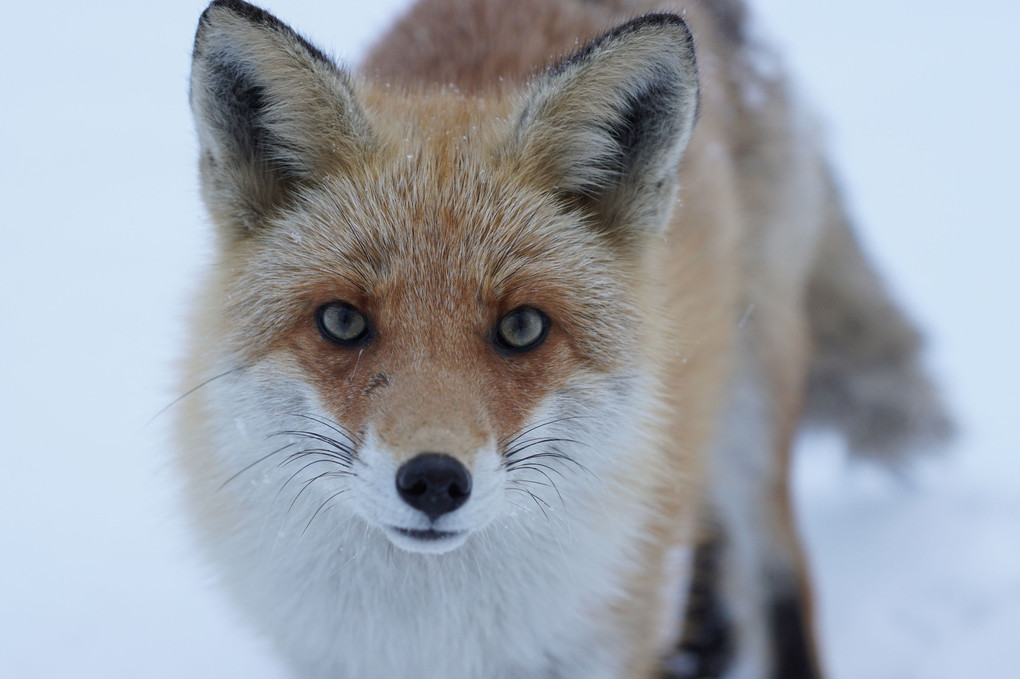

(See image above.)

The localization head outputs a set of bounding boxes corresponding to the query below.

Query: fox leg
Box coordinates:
[763,463,820,679]
[666,515,820,679]
[666,317,823,679]
[665,532,733,678]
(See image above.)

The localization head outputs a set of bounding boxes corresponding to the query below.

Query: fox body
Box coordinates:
[177,1,950,677]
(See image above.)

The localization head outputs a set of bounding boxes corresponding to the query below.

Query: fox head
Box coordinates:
[187,0,698,555]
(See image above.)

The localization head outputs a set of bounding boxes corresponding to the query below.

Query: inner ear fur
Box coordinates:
[505,14,700,243]
[190,0,372,235]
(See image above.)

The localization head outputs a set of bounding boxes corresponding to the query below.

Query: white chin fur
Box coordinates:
[382,526,471,555]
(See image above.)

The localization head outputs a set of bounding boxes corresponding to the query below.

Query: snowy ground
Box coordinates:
[1,1,1016,677]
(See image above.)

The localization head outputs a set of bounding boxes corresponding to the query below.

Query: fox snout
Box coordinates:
[395,453,472,521]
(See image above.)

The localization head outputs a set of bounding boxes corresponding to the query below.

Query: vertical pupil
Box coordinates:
[512,313,528,336]
[337,307,353,330]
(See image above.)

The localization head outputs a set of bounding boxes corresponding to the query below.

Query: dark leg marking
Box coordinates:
[769,593,821,679]
[661,536,733,679]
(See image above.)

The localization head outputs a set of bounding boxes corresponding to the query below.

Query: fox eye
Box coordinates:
[316,302,370,346]
[495,307,549,352]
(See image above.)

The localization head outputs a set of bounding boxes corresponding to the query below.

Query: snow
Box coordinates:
[1,1,1017,677]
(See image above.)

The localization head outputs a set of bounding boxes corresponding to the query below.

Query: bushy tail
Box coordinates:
[803,176,953,463]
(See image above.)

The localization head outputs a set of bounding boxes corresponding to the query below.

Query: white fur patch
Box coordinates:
[708,339,777,679]
[656,543,695,654]
[192,366,670,678]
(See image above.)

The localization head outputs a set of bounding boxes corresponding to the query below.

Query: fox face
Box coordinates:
[220,156,649,553]
[187,1,698,558]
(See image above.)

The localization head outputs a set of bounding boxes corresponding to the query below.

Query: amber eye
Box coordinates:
[316,302,371,346]
[495,307,549,352]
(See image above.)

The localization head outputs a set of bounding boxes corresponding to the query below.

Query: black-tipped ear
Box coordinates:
[190,0,371,234]
[505,14,699,243]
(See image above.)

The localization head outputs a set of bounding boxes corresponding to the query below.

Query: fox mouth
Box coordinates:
[384,526,469,554]
[391,527,462,541]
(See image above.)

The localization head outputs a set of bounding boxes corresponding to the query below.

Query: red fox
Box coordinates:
[177,1,951,677]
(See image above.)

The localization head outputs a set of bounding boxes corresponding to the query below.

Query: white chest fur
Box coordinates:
[216,495,647,678]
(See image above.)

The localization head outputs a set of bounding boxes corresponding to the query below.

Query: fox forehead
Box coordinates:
[289,94,606,293]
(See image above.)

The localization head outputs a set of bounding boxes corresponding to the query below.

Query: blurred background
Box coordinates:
[1,1,1017,676]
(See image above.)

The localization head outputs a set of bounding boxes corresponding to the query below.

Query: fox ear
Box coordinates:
[505,14,699,244]
[190,0,371,234]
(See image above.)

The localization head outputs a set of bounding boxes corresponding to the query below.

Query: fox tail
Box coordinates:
[802,173,954,463]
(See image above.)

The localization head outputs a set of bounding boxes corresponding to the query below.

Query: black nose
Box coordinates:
[396,453,472,521]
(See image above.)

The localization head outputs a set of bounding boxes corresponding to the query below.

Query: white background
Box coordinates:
[1,1,1017,677]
